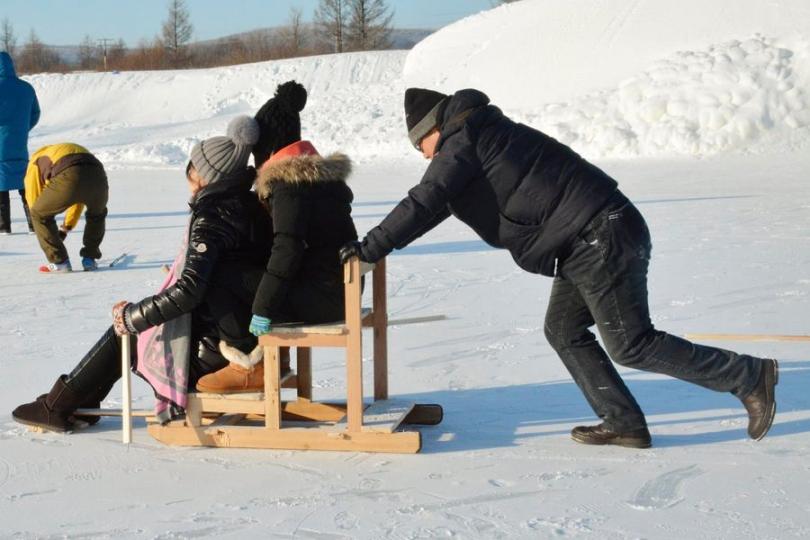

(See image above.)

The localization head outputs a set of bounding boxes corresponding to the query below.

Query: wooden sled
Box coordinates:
[141,257,442,453]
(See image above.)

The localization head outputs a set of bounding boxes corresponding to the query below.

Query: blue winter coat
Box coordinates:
[0,52,40,191]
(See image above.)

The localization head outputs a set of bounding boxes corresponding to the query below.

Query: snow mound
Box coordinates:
[531,35,810,157]
[405,0,810,157]
[26,51,408,167]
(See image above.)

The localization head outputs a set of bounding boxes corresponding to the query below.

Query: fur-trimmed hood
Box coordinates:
[255,152,352,199]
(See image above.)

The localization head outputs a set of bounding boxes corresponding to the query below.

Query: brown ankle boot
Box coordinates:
[12,375,84,433]
[741,358,778,440]
[196,362,265,393]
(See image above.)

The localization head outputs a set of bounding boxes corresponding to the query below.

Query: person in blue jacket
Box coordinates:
[0,51,40,234]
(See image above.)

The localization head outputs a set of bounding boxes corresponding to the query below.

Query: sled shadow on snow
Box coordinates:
[74,361,809,451]
[398,359,810,453]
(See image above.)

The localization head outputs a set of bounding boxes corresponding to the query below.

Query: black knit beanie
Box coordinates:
[253,80,308,168]
[404,88,449,149]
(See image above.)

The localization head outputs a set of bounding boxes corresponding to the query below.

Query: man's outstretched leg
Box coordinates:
[561,195,777,444]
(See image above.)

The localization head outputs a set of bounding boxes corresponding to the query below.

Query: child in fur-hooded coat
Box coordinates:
[194,81,358,393]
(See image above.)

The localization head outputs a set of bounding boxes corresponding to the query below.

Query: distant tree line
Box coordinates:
[1,0,398,74]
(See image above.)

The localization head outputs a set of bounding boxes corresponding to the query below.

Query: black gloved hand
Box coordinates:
[58,226,69,240]
[338,240,364,264]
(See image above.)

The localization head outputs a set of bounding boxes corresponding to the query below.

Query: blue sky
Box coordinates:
[0,0,495,46]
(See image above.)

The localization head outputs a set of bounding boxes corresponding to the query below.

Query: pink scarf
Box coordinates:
[134,229,192,423]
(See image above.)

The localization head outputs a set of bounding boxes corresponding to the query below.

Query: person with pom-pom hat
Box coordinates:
[11,116,275,432]
[194,80,359,393]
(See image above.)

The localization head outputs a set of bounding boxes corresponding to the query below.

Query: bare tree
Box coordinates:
[18,29,61,73]
[346,0,392,51]
[78,35,98,70]
[107,38,127,69]
[314,0,349,53]
[277,7,306,57]
[161,0,193,67]
[1,17,15,56]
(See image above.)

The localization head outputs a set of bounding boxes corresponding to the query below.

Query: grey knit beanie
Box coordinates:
[189,116,260,185]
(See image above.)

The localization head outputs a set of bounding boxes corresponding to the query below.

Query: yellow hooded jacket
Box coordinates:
[24,143,96,230]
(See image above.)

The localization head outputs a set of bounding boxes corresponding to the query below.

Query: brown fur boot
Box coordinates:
[196,342,265,393]
[12,375,85,433]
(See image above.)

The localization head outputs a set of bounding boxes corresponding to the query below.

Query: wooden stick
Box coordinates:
[121,335,132,444]
[388,314,447,326]
[373,258,388,401]
[686,333,810,343]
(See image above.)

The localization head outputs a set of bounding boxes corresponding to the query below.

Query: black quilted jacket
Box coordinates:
[125,168,272,335]
[360,89,619,276]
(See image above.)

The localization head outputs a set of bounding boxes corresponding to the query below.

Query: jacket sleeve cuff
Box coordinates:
[123,304,141,334]
[360,236,390,263]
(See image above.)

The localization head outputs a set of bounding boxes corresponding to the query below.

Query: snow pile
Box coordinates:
[405,0,810,157]
[530,35,810,157]
[26,51,409,168]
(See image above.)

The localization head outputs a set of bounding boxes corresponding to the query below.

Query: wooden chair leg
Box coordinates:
[264,345,282,430]
[296,347,312,402]
[373,261,388,400]
[346,331,363,433]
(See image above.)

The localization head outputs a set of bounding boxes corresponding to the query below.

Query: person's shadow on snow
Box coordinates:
[401,359,810,453]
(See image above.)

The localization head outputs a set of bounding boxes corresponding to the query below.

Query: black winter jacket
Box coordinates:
[361,89,619,276]
[125,169,272,342]
[252,152,358,319]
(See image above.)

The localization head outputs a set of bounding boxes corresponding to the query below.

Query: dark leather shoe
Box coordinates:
[741,359,778,441]
[571,423,652,448]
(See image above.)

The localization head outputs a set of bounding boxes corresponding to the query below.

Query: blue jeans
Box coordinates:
[544,192,763,431]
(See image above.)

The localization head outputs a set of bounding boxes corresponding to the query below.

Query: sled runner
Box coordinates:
[138,256,442,453]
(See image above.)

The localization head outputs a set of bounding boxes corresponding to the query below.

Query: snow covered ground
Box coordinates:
[2,0,810,538]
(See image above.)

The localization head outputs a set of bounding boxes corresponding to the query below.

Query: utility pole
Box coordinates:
[97,38,115,71]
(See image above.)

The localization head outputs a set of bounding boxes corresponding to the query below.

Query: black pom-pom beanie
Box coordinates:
[253,80,308,167]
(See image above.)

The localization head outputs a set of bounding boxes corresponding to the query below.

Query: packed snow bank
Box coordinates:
[405,0,810,157]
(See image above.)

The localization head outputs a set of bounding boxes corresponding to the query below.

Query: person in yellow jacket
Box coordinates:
[24,143,109,273]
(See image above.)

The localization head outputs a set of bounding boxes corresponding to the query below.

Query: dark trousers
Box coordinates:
[66,323,236,404]
[544,192,763,431]
[30,164,108,263]
[0,189,33,232]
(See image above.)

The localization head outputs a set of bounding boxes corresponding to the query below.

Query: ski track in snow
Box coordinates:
[626,465,704,510]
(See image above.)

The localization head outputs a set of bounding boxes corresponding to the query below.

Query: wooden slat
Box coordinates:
[686,333,810,342]
[335,399,415,434]
[149,423,421,453]
[203,414,247,434]
[266,308,372,335]
[259,333,348,347]
[75,408,153,418]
